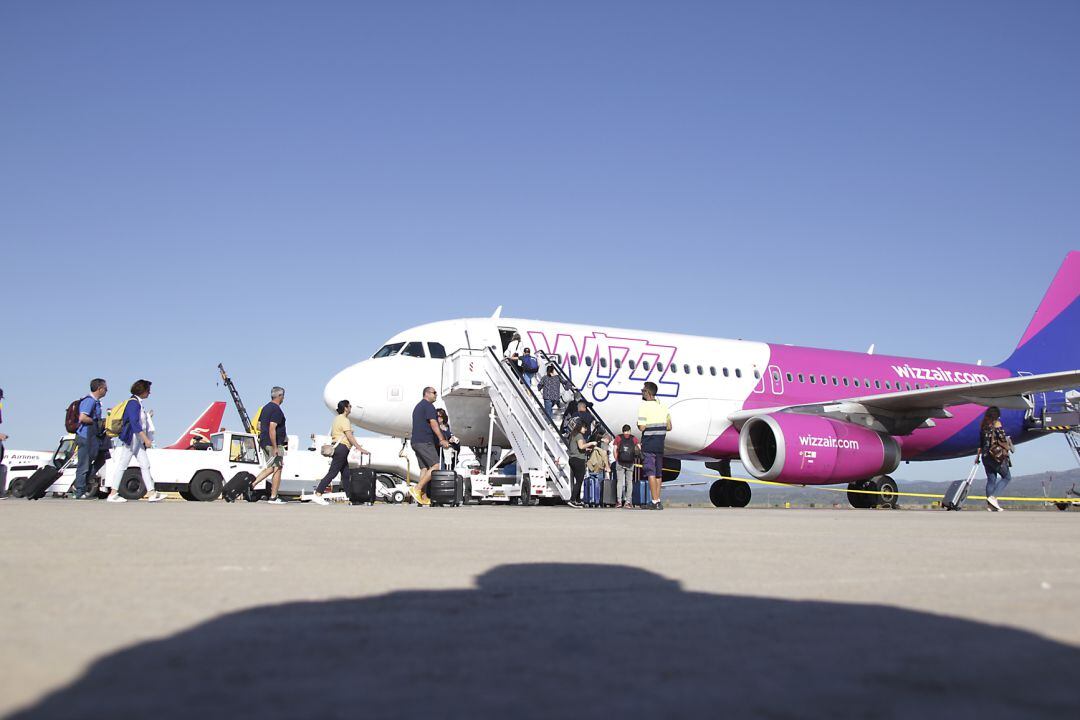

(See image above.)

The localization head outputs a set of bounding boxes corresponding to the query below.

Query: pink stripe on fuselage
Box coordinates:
[696,344,1010,461]
[1017,251,1080,349]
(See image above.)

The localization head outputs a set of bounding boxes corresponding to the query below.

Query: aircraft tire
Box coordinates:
[847,481,873,509]
[874,475,899,509]
[709,480,731,508]
[118,469,146,500]
[728,480,752,508]
[189,470,224,502]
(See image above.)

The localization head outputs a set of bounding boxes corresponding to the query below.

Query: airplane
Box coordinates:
[163,401,227,449]
[323,252,1080,508]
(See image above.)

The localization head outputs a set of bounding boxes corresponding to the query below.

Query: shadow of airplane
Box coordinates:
[8,563,1078,718]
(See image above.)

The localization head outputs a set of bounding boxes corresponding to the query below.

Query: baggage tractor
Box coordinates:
[345,467,377,505]
[222,472,254,503]
[602,472,617,506]
[942,462,980,511]
[428,469,462,507]
[24,466,61,500]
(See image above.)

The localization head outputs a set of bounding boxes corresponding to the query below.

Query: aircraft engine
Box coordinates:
[738,413,900,485]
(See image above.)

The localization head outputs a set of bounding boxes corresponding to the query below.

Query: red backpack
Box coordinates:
[64,397,87,434]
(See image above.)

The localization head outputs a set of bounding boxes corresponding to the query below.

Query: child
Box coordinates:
[585,432,611,508]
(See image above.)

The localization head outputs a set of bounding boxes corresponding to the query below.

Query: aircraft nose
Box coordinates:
[323,366,365,421]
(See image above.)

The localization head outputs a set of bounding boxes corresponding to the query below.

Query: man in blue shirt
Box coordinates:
[73,378,108,500]
[409,387,449,506]
[251,386,288,504]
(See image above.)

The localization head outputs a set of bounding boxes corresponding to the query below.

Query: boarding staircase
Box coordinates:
[441,348,576,501]
[1028,391,1080,468]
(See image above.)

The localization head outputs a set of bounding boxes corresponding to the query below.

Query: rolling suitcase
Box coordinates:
[25,466,61,500]
[632,475,651,507]
[222,472,254,503]
[345,467,377,505]
[583,474,601,507]
[942,462,980,511]
[601,471,617,507]
[428,469,462,507]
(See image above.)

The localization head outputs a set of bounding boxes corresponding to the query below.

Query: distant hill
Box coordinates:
[663,466,1080,509]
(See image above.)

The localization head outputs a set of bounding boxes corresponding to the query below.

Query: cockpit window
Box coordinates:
[373,342,405,359]
[402,342,426,358]
[428,342,447,359]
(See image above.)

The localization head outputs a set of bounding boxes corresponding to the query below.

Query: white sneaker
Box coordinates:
[146,492,167,503]
[267,496,287,505]
[311,494,329,506]
[106,495,127,503]
[987,496,1002,512]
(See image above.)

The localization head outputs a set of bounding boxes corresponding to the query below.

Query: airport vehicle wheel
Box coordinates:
[519,477,536,506]
[118,470,147,500]
[179,490,196,501]
[391,490,405,504]
[244,487,266,503]
[7,477,27,499]
[727,480,752,508]
[709,480,731,508]
[188,470,224,502]
[875,476,899,509]
[1054,502,1071,511]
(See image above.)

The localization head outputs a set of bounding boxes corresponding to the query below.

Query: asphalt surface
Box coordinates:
[1,498,1078,719]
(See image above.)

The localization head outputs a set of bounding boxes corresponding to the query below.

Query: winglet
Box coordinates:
[491,305,503,319]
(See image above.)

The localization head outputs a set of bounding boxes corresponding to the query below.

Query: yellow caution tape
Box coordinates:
[682,469,1080,504]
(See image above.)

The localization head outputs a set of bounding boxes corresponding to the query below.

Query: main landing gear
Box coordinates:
[706,460,751,508]
[847,475,899,510]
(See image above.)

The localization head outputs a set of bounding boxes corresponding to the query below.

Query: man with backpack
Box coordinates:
[70,378,108,500]
[520,348,539,388]
[613,424,640,508]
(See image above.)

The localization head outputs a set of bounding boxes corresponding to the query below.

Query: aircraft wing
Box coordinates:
[727,369,1080,436]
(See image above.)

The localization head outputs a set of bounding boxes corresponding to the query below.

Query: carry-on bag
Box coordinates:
[583,474,602,507]
[632,472,651,507]
[427,469,462,507]
[25,466,61,500]
[222,472,254,503]
[942,462,980,511]
[345,467,377,505]
[601,472,617,506]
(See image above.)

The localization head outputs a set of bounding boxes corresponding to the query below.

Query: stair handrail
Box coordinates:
[535,351,618,440]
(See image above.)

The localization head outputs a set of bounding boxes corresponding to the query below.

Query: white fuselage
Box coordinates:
[323,317,767,458]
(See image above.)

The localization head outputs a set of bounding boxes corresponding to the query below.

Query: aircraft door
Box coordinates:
[464,320,498,352]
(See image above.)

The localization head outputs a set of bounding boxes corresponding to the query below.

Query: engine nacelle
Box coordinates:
[738,414,900,485]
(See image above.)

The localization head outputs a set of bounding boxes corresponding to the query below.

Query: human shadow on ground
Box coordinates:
[9,563,1078,719]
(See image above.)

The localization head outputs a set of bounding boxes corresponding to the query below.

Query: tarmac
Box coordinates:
[1,499,1078,719]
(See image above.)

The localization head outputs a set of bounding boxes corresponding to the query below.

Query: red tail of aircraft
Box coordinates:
[164,402,227,449]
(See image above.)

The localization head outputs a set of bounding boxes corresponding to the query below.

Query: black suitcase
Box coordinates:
[222,472,254,503]
[942,463,980,511]
[344,467,376,505]
[602,472,617,506]
[25,466,61,500]
[428,469,462,507]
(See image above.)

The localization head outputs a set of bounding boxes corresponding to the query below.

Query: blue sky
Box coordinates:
[1,1,1077,482]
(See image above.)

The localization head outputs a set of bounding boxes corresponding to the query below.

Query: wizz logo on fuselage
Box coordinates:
[526,330,681,402]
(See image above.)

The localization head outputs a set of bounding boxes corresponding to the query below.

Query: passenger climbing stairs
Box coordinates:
[440,348,615,503]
